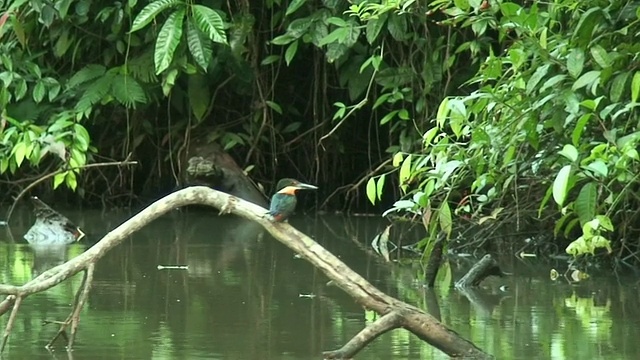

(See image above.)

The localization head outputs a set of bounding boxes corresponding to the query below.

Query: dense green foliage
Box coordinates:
[0,0,256,202]
[362,0,640,263]
[2,0,640,264]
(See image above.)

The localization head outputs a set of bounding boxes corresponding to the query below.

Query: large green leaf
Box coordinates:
[375,67,413,88]
[12,141,27,167]
[366,12,387,44]
[188,73,210,122]
[342,22,361,48]
[75,72,115,113]
[128,52,159,83]
[575,182,597,226]
[566,48,584,79]
[54,28,71,58]
[154,9,185,74]
[32,81,46,103]
[632,71,640,103]
[186,18,212,71]
[399,154,412,193]
[438,202,452,238]
[271,34,296,45]
[387,12,407,41]
[558,144,578,162]
[572,7,603,48]
[309,16,328,47]
[590,45,611,68]
[572,70,600,91]
[286,0,307,16]
[130,0,181,33]
[191,5,227,44]
[571,113,591,146]
[65,171,77,191]
[585,160,608,177]
[318,27,348,46]
[53,171,67,189]
[376,174,385,201]
[366,177,376,205]
[73,124,90,152]
[609,72,629,102]
[284,40,298,66]
[68,65,107,89]
[325,43,348,63]
[286,17,314,39]
[111,74,147,108]
[552,165,572,206]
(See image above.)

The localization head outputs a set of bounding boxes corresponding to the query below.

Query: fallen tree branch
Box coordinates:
[0,186,493,358]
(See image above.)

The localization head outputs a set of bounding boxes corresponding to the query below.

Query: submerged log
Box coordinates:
[455,254,503,288]
[185,139,267,207]
[0,187,493,358]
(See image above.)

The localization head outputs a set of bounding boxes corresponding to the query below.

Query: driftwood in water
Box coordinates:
[454,255,507,319]
[0,187,493,359]
[24,197,85,245]
[455,254,503,288]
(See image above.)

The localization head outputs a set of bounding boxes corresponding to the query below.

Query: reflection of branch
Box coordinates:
[45,263,95,349]
[0,186,492,358]
[324,311,402,358]
[5,155,137,223]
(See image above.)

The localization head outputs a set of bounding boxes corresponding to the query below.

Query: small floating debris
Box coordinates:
[298,293,316,299]
[454,252,473,257]
[157,265,189,270]
[0,220,7,226]
[293,254,303,259]
[519,252,537,258]
[550,269,559,281]
[570,269,589,282]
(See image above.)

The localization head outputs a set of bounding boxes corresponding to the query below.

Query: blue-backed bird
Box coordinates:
[268,178,318,222]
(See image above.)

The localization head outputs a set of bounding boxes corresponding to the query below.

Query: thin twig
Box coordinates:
[5,156,137,223]
[318,44,385,148]
[319,159,392,209]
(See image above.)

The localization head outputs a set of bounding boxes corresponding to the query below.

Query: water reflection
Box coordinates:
[0,208,638,359]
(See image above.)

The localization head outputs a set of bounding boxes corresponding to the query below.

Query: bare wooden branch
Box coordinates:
[0,186,493,358]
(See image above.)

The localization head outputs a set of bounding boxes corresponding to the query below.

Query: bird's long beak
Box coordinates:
[76,228,86,241]
[294,183,318,190]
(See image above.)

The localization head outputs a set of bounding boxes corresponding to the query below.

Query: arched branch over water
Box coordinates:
[0,186,493,359]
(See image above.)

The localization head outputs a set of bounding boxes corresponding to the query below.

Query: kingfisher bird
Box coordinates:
[268,178,318,222]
